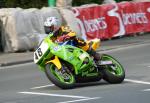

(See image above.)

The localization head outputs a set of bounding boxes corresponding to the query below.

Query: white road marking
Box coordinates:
[136,63,150,67]
[19,91,101,103]
[142,89,150,91]
[100,43,150,53]
[58,97,101,103]
[125,79,150,85]
[30,84,54,89]
[19,91,92,99]
[0,62,33,70]
[30,79,150,90]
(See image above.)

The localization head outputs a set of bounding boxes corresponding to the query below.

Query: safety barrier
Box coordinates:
[72,2,150,40]
[0,7,62,52]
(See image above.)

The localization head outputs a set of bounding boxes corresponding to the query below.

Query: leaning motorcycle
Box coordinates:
[34,33,125,89]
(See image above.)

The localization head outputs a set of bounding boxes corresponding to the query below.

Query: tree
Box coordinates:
[4,0,48,9]
[72,0,104,6]
[2,0,134,8]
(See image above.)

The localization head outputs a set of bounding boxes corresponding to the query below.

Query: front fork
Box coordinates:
[46,56,72,80]
[46,56,62,70]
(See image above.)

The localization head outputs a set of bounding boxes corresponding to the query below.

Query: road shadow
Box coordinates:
[39,80,127,90]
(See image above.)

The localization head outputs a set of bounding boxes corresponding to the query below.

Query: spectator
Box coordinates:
[56,0,72,8]
[103,0,116,4]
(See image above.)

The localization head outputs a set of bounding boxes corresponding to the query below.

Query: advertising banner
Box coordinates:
[73,2,150,40]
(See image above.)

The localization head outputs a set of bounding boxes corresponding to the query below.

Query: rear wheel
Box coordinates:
[45,63,75,89]
[101,54,125,83]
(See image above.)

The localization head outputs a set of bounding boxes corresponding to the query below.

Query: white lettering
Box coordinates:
[73,8,87,40]
[107,4,125,37]
[122,13,148,25]
[147,7,150,13]
[83,17,107,33]
[73,9,107,39]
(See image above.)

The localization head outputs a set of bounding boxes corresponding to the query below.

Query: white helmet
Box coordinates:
[44,17,61,34]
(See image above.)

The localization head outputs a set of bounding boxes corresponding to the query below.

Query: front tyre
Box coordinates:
[45,63,75,89]
[101,54,125,83]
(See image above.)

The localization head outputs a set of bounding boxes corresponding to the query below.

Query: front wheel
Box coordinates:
[100,54,125,83]
[45,63,75,89]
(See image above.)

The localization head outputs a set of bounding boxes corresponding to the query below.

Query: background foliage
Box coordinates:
[1,0,48,8]
[0,0,133,8]
[73,0,132,6]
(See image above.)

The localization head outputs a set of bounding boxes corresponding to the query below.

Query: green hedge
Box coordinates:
[1,0,133,9]
[4,0,48,8]
[72,0,133,6]
[72,0,104,6]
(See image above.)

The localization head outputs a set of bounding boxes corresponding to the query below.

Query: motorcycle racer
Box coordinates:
[44,16,100,62]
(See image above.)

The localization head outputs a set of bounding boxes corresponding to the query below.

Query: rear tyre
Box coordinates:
[45,63,75,89]
[101,54,125,83]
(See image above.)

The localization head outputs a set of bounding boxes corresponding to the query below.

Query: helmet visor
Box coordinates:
[44,25,54,34]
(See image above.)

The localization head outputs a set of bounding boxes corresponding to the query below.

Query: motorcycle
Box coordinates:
[34,33,125,89]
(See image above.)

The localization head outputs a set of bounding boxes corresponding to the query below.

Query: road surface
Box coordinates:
[0,40,150,103]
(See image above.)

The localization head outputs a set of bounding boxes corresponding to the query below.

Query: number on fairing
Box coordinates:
[34,48,42,59]
[37,48,43,56]
[34,41,49,63]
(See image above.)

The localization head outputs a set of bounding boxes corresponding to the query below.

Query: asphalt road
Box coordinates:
[0,42,150,103]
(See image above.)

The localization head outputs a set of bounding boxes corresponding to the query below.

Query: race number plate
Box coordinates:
[34,41,49,63]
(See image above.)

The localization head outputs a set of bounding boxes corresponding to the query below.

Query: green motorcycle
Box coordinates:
[34,33,125,89]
